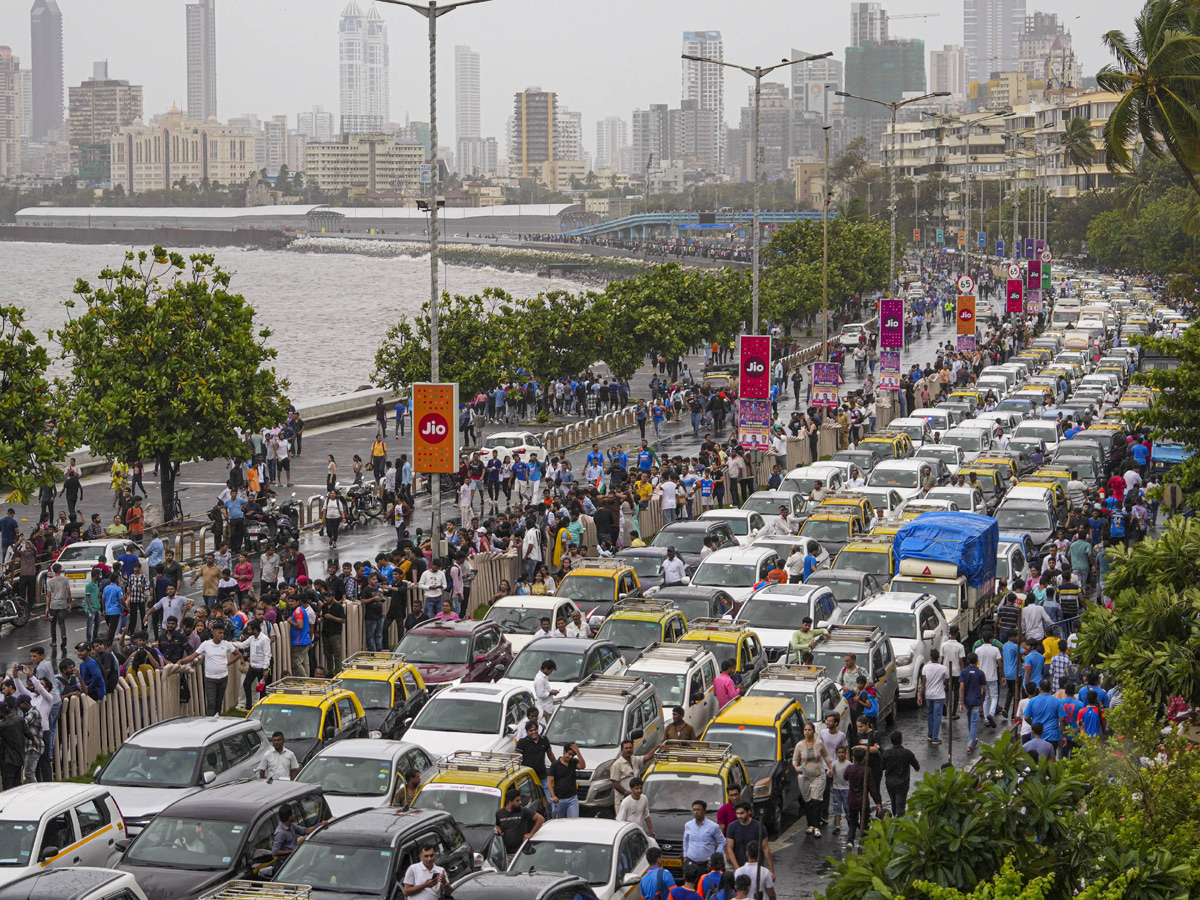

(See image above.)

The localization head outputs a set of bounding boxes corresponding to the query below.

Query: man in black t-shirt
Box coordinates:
[548,742,586,819]
[320,595,346,674]
[361,576,385,652]
[494,789,543,859]
[515,721,556,805]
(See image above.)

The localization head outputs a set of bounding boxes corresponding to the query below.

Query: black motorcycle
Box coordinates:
[0,578,30,628]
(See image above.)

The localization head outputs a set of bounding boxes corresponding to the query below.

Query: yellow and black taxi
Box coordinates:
[700,696,806,834]
[1017,477,1069,521]
[818,492,876,525]
[948,389,984,412]
[334,651,430,741]
[831,536,895,579]
[410,751,547,857]
[641,741,750,877]
[247,677,368,765]
[677,618,768,690]
[859,430,916,460]
[956,465,1009,509]
[556,559,643,622]
[594,598,688,663]
[798,510,866,555]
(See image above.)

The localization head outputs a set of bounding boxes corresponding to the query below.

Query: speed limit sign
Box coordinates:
[1040,249,1053,263]
[957,275,975,294]
[1008,263,1022,279]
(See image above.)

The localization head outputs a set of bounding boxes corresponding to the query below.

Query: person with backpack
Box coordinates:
[639,847,677,900]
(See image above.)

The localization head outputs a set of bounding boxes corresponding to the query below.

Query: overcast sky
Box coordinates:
[2,0,1137,155]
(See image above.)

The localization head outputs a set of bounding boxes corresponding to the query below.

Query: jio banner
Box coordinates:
[879,351,901,391]
[880,299,905,349]
[957,295,976,335]
[737,399,772,452]
[1027,259,1042,286]
[412,382,460,474]
[812,362,840,408]
[1041,262,1052,291]
[1006,279,1024,314]
[737,335,772,400]
[1027,289,1044,314]
[1024,238,1035,258]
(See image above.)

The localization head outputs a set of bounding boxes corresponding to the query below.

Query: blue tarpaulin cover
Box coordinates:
[893,512,999,588]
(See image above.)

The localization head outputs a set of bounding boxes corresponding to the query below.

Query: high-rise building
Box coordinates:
[930,44,970,98]
[262,115,289,174]
[456,136,496,176]
[844,39,926,154]
[668,99,719,171]
[850,2,888,47]
[30,0,63,139]
[1019,12,1082,88]
[67,62,143,183]
[339,1,389,135]
[736,82,792,179]
[964,0,1026,83]
[455,45,480,142]
[595,116,628,170]
[0,48,20,178]
[791,49,843,120]
[681,31,724,168]
[297,105,335,142]
[511,88,555,178]
[18,69,32,144]
[631,104,668,174]
[185,0,217,120]
[110,105,256,193]
[555,106,582,161]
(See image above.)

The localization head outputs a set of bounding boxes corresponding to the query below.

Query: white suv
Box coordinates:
[625,643,721,735]
[733,582,842,661]
[842,592,948,701]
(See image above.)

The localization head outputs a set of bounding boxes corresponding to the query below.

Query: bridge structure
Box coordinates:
[556,209,824,240]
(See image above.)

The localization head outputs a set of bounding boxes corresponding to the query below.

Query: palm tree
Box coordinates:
[1061,115,1097,194]
[1097,0,1200,199]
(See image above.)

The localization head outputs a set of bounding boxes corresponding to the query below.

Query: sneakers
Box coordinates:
[931,739,942,745]
[813,828,822,838]
[986,715,997,728]
[833,825,842,835]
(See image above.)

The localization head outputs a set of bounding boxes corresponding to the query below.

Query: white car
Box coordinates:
[697,509,767,546]
[403,683,535,760]
[898,498,959,517]
[912,444,964,478]
[843,591,949,701]
[779,464,845,496]
[748,662,850,735]
[887,417,935,448]
[924,486,988,516]
[839,322,876,349]
[482,595,584,653]
[0,784,125,885]
[733,582,842,661]
[508,819,654,900]
[49,538,145,600]
[751,535,830,573]
[975,410,1022,435]
[1013,419,1062,455]
[478,431,546,460]
[624,644,721,735]
[939,425,994,463]
[867,459,938,501]
[909,408,953,435]
[294,738,436,818]
[856,486,908,520]
[689,545,783,608]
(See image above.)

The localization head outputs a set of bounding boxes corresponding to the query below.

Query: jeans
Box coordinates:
[663,508,677,524]
[203,676,228,717]
[985,680,999,718]
[926,698,945,741]
[553,796,579,819]
[965,704,982,748]
[691,412,702,435]
[424,596,442,620]
[541,777,553,817]
[365,618,384,652]
[85,609,104,643]
[653,419,664,439]
[23,749,39,784]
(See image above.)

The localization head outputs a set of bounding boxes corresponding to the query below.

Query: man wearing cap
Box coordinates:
[661,547,687,588]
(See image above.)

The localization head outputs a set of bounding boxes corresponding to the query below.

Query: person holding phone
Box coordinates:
[403,843,452,898]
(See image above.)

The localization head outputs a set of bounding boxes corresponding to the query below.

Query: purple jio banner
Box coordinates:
[880,299,904,349]
[1035,239,1045,253]
[1024,238,1035,258]
[1027,259,1042,285]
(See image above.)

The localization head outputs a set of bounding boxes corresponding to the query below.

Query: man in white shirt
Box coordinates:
[734,841,776,900]
[661,547,687,587]
[1124,467,1143,494]
[659,477,679,524]
[178,622,236,717]
[521,524,543,579]
[257,731,299,780]
[764,506,793,537]
[533,659,559,719]
[918,648,949,745]
[565,609,590,639]
[417,561,447,620]
[617,777,653,837]
[939,627,966,717]
[975,637,1003,727]
[402,844,452,899]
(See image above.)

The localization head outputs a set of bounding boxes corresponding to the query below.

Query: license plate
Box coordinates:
[67,573,86,580]
[662,858,682,869]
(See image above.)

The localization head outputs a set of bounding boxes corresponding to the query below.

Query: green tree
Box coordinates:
[1086,208,1142,269]
[1098,0,1200,199]
[510,290,609,410]
[276,164,291,194]
[56,248,288,520]
[0,306,76,502]
[1062,115,1098,193]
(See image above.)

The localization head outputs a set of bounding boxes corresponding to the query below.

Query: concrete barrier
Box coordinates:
[819,422,841,458]
[787,435,813,470]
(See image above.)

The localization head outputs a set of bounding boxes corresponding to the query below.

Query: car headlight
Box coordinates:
[753,776,773,799]
[369,730,382,739]
[895,653,913,666]
[591,760,612,783]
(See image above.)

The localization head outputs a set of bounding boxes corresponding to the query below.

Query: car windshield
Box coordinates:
[701,725,778,764]
[651,530,708,553]
[506,648,586,682]
[0,823,36,866]
[617,555,664,578]
[55,545,110,562]
[1056,459,1098,480]
[738,597,810,629]
[916,446,959,465]
[835,549,892,578]
[995,507,1054,534]
[692,562,757,589]
[557,575,616,602]
[673,598,722,623]
[891,578,961,611]
[809,576,863,604]
[868,468,918,488]
[545,707,625,748]
[396,632,471,664]
[412,785,500,826]
[742,497,789,516]
[704,516,749,536]
[644,773,724,813]
[997,399,1033,413]
[835,452,876,469]
[968,472,999,492]
[780,477,823,495]
[297,755,394,796]
[858,490,896,514]
[275,842,394,894]
[124,817,246,870]
[411,696,501,734]
[754,686,817,720]
[634,671,685,707]
[941,433,982,452]
[1015,424,1057,443]
[1009,438,1044,456]
[514,840,614,886]
[844,609,915,640]
[800,520,849,541]
[596,618,661,650]
[338,678,395,711]
[485,605,555,635]
[249,704,323,741]
[678,638,736,670]
[99,744,200,788]
[891,423,926,442]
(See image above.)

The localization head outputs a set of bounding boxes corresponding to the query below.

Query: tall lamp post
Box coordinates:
[378,0,494,549]
[835,90,950,300]
[681,50,833,335]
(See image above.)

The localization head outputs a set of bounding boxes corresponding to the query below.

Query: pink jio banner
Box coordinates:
[738,335,772,400]
[880,299,904,349]
[1027,259,1042,285]
[1006,279,1024,314]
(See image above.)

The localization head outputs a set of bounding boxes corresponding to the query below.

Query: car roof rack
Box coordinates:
[817,624,886,644]
[652,740,735,766]
[634,643,711,664]
[682,618,750,635]
[340,652,407,673]
[613,598,676,614]
[437,751,525,776]
[572,674,647,697]
[761,662,829,682]
[570,558,634,570]
[200,882,312,900]
[264,677,344,698]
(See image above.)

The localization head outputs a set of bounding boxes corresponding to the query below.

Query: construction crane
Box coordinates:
[890,12,942,19]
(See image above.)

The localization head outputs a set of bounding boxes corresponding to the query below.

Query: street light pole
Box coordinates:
[682,51,833,334]
[378,0,493,551]
[822,124,831,361]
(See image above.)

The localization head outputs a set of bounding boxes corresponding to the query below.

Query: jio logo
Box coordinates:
[419,413,449,443]
[960,309,974,321]
[744,357,766,376]
[884,317,900,330]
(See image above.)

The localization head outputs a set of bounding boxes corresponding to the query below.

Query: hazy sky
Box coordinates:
[1,0,1138,155]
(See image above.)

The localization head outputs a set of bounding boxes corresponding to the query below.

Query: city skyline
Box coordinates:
[0,0,1134,159]
[185,0,216,120]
